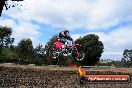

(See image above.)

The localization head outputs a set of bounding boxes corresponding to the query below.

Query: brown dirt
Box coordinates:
[0,63,132,88]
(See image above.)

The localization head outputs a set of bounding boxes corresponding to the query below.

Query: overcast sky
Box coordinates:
[0,0,132,60]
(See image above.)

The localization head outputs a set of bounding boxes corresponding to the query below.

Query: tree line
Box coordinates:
[94,50,132,67]
[0,26,131,67]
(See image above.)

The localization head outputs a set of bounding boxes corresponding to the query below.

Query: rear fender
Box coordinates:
[54,41,64,49]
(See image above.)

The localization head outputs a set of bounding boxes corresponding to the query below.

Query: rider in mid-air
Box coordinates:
[52,29,84,61]
[58,29,73,49]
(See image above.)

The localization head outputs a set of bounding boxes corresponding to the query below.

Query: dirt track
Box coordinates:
[0,64,132,88]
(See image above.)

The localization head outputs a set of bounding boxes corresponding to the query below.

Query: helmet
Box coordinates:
[63,29,69,33]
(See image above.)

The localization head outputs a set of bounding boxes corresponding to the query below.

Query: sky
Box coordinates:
[0,0,132,60]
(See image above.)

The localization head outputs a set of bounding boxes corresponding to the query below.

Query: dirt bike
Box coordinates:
[51,40,85,62]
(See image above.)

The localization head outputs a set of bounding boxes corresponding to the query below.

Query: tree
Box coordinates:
[0,26,14,53]
[121,49,132,67]
[0,47,11,62]
[75,34,104,66]
[8,46,18,63]
[45,35,58,65]
[34,44,46,65]
[0,0,6,17]
[0,0,23,17]
[16,39,34,64]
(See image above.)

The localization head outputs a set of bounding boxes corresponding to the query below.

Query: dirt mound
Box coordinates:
[0,66,132,88]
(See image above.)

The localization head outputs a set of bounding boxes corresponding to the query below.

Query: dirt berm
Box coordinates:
[0,64,132,88]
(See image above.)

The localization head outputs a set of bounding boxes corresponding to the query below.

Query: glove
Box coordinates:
[69,37,73,41]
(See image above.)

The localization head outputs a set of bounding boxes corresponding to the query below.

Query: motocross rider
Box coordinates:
[58,29,73,48]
